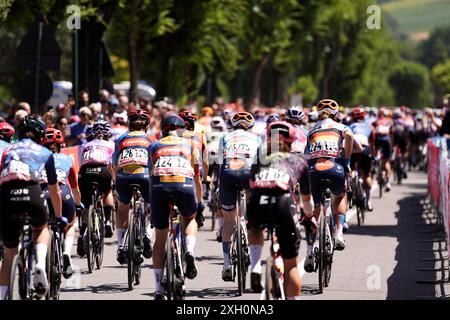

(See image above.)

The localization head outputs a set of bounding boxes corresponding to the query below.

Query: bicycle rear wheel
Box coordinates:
[48,230,62,300]
[9,253,26,300]
[127,211,135,291]
[236,219,244,296]
[318,215,325,294]
[324,222,333,287]
[95,206,105,269]
[165,238,175,300]
[86,205,95,273]
[378,173,383,198]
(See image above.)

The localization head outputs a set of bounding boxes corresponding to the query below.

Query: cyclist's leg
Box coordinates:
[276,194,301,299]
[177,182,198,279]
[98,167,114,237]
[114,178,132,263]
[247,191,266,292]
[150,186,170,298]
[325,162,346,249]
[383,140,392,189]
[77,165,96,257]
[361,148,373,210]
[0,183,21,298]
[59,185,76,277]
[140,178,153,259]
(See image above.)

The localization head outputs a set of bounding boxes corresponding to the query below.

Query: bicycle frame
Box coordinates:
[232,188,249,296]
[265,226,285,300]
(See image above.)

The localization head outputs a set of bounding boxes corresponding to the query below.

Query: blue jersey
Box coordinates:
[219,129,262,172]
[0,138,57,185]
[0,140,11,166]
[40,153,74,185]
[113,131,155,179]
[349,121,372,146]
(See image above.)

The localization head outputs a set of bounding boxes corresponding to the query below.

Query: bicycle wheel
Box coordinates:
[324,222,333,287]
[134,209,143,287]
[165,238,175,300]
[86,205,95,273]
[236,219,244,296]
[9,253,26,300]
[48,230,61,300]
[127,211,135,290]
[318,215,325,294]
[96,205,105,269]
[378,172,383,198]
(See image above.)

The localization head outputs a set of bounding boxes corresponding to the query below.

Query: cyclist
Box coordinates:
[111,112,129,142]
[247,121,313,299]
[0,115,64,299]
[392,108,409,180]
[305,99,353,254]
[149,115,201,300]
[0,122,15,162]
[266,113,281,125]
[218,112,262,281]
[77,120,115,257]
[285,106,308,153]
[179,110,208,229]
[112,109,155,264]
[349,107,375,211]
[373,108,393,191]
[41,128,82,278]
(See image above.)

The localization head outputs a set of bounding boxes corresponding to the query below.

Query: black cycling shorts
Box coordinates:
[219,168,250,211]
[79,165,112,207]
[0,181,48,248]
[42,184,75,223]
[247,191,300,259]
[350,147,372,175]
[150,181,197,230]
[393,131,408,153]
[375,138,392,160]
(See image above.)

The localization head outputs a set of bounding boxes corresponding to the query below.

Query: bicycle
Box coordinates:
[264,224,285,300]
[46,215,65,300]
[208,165,220,232]
[164,200,187,300]
[314,179,335,294]
[230,187,250,296]
[124,184,146,291]
[393,146,403,185]
[8,213,45,300]
[373,151,386,198]
[351,166,366,226]
[86,182,105,273]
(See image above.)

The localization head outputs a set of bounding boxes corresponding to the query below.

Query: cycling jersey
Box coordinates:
[206,131,225,165]
[349,121,373,147]
[113,131,156,204]
[219,129,262,172]
[374,118,392,140]
[79,139,114,167]
[39,153,77,187]
[111,124,128,142]
[149,136,200,229]
[291,125,308,154]
[306,118,351,160]
[0,138,57,186]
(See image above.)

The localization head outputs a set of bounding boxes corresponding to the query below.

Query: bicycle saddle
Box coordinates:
[320,179,332,190]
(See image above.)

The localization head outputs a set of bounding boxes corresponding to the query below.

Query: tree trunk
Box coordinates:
[127,25,139,102]
[251,53,272,101]
[321,36,343,98]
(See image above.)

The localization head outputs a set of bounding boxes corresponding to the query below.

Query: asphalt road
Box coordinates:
[57,170,448,300]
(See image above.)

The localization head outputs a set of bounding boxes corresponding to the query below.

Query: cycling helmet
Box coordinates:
[267,121,297,144]
[211,116,226,131]
[316,99,339,115]
[92,120,111,139]
[351,107,366,120]
[222,109,233,119]
[113,112,128,124]
[178,110,197,130]
[20,115,46,141]
[161,114,186,135]
[266,113,281,125]
[43,128,64,145]
[231,112,254,130]
[393,108,402,119]
[128,109,150,124]
[85,125,94,141]
[286,106,306,122]
[0,122,15,141]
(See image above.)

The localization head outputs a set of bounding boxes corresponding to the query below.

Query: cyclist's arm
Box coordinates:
[343,129,353,159]
[68,166,82,205]
[45,154,63,218]
[298,162,314,217]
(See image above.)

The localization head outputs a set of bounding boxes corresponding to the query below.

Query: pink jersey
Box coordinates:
[291,126,307,153]
[79,139,114,167]
[374,118,392,136]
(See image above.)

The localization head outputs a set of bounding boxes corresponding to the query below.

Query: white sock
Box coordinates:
[287,296,301,300]
[64,236,74,256]
[217,217,224,230]
[0,286,8,300]
[153,268,163,293]
[117,228,126,248]
[146,223,154,240]
[35,243,48,270]
[185,235,196,255]
[249,245,262,274]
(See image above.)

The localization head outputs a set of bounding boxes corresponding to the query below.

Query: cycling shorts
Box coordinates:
[350,146,372,175]
[0,181,48,248]
[393,131,408,153]
[219,168,250,211]
[247,191,300,259]
[42,184,75,224]
[308,158,346,206]
[150,180,197,230]
[116,175,150,204]
[79,165,112,207]
[375,137,392,160]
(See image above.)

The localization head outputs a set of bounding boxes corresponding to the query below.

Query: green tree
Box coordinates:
[389,60,432,108]
[419,25,450,68]
[288,76,318,106]
[432,61,450,98]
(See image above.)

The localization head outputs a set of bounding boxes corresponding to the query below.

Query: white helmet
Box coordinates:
[113,112,128,124]
[211,116,226,131]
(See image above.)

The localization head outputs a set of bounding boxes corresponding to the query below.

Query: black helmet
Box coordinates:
[161,114,185,136]
[20,115,46,141]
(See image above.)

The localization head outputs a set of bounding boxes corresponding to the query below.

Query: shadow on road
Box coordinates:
[61,283,129,294]
[185,287,248,299]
